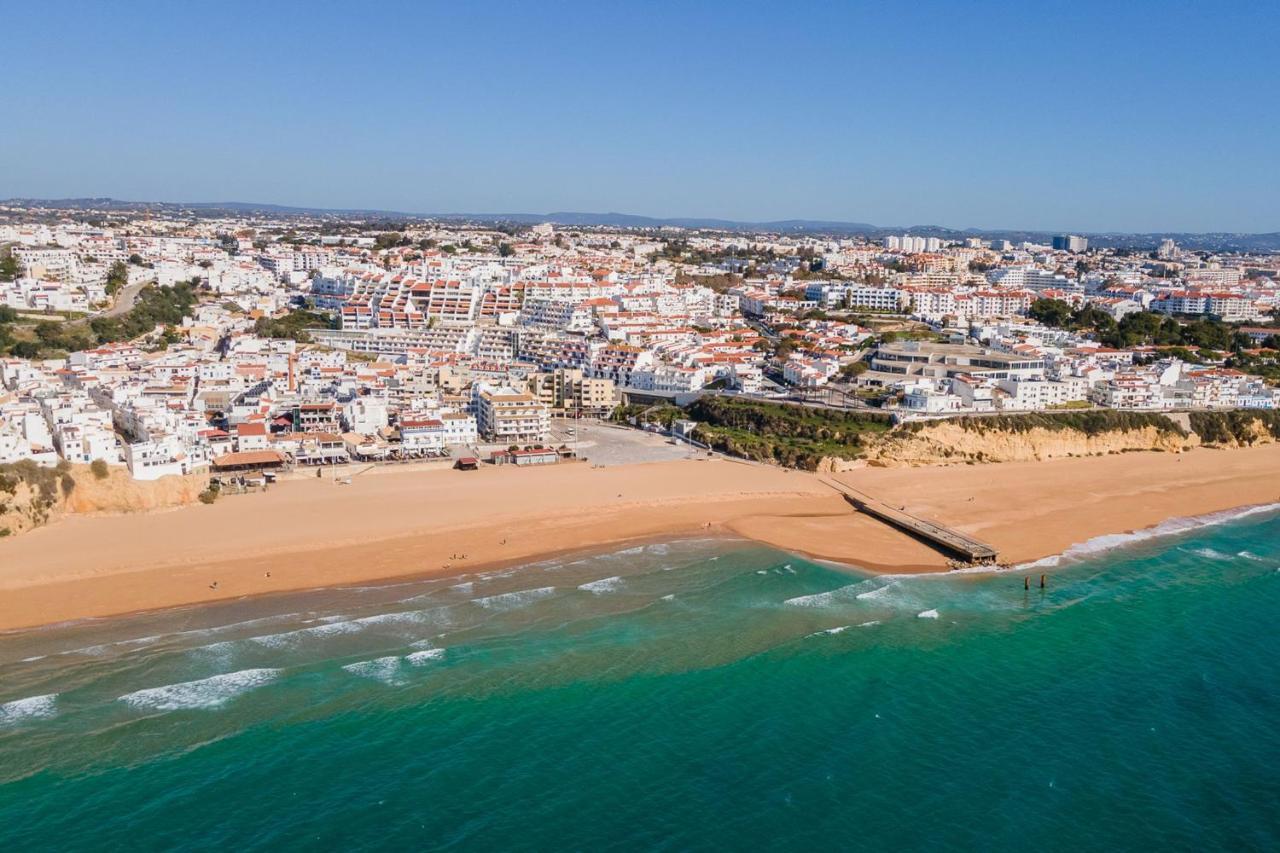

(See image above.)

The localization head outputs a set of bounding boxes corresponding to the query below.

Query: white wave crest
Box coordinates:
[406,648,446,665]
[1186,547,1232,561]
[119,668,280,711]
[249,610,432,648]
[857,620,882,628]
[473,586,556,611]
[578,576,623,594]
[917,609,940,619]
[855,583,896,601]
[342,656,404,684]
[784,580,876,608]
[0,694,58,724]
[807,625,851,637]
[1238,551,1265,562]
[1017,502,1280,570]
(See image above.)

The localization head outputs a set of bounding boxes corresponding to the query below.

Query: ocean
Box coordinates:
[2,508,1279,851]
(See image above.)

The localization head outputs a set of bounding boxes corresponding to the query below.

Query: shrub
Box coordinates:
[908,411,1187,438]
[90,459,110,479]
[197,488,219,505]
[1189,410,1280,445]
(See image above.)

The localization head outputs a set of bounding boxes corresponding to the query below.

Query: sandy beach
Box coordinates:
[2,445,1279,631]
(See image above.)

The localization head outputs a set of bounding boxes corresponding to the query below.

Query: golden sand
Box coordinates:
[1,445,1278,631]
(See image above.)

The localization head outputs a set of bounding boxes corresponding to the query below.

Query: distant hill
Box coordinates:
[3,197,1278,252]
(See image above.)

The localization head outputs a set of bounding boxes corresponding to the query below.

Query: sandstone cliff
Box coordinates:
[0,463,208,538]
[859,422,1198,467]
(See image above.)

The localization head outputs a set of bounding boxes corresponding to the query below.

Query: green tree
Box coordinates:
[105,260,128,296]
[1028,298,1073,327]
[0,253,18,282]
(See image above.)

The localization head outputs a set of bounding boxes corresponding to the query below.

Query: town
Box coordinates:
[1,200,1278,481]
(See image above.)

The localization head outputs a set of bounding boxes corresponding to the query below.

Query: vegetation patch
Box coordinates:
[1189,410,1280,445]
[0,459,75,527]
[904,410,1188,438]
[684,397,893,470]
[254,309,336,343]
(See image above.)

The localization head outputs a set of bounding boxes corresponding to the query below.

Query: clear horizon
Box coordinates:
[2,1,1277,233]
[9,195,1280,237]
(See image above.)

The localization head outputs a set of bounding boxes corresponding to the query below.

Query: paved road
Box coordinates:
[100,280,146,318]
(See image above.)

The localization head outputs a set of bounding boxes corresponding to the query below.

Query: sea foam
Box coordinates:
[783,580,876,608]
[1017,502,1280,570]
[1185,547,1232,561]
[342,656,405,684]
[473,586,556,611]
[406,648,446,665]
[807,625,851,637]
[119,668,280,711]
[0,694,58,725]
[248,610,434,648]
[578,576,623,594]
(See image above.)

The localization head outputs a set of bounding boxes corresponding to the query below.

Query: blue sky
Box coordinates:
[2,0,1276,232]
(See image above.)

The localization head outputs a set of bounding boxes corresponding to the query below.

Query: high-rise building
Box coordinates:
[1052,235,1089,253]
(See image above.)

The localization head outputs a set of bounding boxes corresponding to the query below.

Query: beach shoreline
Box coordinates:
[1,445,1278,633]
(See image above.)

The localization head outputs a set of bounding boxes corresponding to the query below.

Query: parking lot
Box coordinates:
[549,418,697,466]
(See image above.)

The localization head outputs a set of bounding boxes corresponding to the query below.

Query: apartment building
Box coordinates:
[529,368,616,415]
[472,382,550,444]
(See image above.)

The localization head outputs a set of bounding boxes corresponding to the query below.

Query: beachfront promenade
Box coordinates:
[819,477,1000,564]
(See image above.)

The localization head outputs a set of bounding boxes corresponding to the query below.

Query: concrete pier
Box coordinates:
[819,478,999,564]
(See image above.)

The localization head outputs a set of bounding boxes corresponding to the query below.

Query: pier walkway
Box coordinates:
[819,477,999,564]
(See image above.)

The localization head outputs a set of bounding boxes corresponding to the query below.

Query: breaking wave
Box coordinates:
[406,648,446,665]
[342,656,405,684]
[578,576,624,594]
[1185,547,1233,561]
[1017,502,1280,570]
[248,610,434,648]
[0,694,58,725]
[473,587,557,611]
[119,669,281,711]
[783,580,877,608]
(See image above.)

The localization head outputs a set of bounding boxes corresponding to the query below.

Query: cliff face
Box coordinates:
[855,412,1280,468]
[0,465,207,538]
[858,423,1198,467]
[63,467,209,514]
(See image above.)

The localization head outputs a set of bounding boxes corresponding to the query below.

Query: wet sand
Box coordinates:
[2,445,1278,631]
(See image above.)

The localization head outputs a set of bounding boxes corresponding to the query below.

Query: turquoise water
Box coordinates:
[2,508,1280,851]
